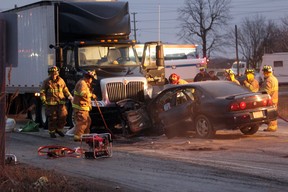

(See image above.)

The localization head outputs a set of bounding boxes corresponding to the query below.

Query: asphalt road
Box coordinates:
[4,118,288,192]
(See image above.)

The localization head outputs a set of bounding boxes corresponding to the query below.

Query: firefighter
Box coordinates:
[193,67,211,82]
[168,73,188,85]
[225,69,240,85]
[261,65,279,132]
[40,66,73,138]
[208,70,220,80]
[243,69,259,92]
[72,70,97,142]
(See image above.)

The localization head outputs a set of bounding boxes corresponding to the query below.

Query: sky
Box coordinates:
[1,0,288,58]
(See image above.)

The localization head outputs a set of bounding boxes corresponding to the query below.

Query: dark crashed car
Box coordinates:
[147,81,278,138]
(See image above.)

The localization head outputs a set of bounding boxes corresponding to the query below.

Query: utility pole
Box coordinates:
[131,12,137,42]
[235,25,239,76]
[0,19,6,168]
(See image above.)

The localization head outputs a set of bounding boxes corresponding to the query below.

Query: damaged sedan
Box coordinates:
[145,81,278,138]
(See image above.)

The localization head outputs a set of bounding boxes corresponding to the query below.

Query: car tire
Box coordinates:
[240,125,259,135]
[195,115,215,139]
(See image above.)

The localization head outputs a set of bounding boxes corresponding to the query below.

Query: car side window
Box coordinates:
[193,89,204,101]
[157,89,194,112]
[157,91,174,111]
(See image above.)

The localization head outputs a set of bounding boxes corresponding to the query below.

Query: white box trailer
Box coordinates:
[6,3,55,94]
[261,52,288,85]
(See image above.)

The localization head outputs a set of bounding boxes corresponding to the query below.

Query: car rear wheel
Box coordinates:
[240,125,259,135]
[195,115,215,139]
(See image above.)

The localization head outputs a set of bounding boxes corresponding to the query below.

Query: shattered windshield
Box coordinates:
[78,45,139,67]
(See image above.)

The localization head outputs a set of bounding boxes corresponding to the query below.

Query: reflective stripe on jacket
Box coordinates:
[72,79,93,111]
[40,76,72,105]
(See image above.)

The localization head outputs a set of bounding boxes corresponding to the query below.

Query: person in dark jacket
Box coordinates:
[208,70,220,80]
[194,67,211,82]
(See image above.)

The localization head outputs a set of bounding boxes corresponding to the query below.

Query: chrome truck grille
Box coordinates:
[106,81,145,102]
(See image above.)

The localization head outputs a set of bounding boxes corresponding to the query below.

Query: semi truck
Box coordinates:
[3,0,154,131]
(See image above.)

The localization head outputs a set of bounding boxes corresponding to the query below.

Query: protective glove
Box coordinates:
[42,100,47,106]
[243,80,249,86]
[92,94,97,100]
[68,95,74,101]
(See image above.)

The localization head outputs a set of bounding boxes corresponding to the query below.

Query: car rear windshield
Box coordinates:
[201,82,249,97]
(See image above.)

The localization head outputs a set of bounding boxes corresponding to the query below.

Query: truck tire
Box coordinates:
[38,103,47,129]
[66,102,74,128]
[27,97,47,128]
[27,102,37,122]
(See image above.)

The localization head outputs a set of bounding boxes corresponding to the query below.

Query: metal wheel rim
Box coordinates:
[196,118,209,137]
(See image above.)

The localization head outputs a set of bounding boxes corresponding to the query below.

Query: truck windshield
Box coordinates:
[78,45,139,66]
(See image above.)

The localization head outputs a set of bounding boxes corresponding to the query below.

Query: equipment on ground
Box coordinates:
[38,145,79,158]
[81,133,112,159]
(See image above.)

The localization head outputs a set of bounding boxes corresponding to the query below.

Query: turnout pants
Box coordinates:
[46,104,68,133]
[74,109,91,137]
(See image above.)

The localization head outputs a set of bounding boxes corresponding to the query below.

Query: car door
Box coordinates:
[158,88,194,127]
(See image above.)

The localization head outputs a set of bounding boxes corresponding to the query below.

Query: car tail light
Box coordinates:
[230,101,247,111]
[267,98,273,106]
[262,98,273,106]
[239,102,246,109]
[230,103,239,111]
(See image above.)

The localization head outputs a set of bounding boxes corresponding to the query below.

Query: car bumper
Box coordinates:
[212,108,278,130]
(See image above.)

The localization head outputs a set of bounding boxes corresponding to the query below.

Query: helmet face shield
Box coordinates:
[262,65,273,72]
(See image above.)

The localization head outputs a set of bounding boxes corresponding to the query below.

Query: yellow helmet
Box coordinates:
[199,67,205,71]
[225,69,235,75]
[85,70,97,79]
[245,68,255,74]
[48,66,59,74]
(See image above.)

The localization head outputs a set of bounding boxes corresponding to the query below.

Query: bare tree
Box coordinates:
[178,0,231,58]
[234,15,279,69]
[276,16,288,52]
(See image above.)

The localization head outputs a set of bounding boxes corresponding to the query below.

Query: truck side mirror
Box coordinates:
[156,45,164,67]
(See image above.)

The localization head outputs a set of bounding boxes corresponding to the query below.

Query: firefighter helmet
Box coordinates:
[169,73,180,84]
[85,70,97,79]
[245,68,255,74]
[48,66,59,74]
[199,67,205,71]
[262,65,273,72]
[225,69,235,75]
